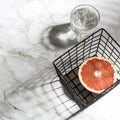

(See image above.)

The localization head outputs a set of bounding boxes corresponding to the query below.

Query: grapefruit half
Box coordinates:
[78,57,117,94]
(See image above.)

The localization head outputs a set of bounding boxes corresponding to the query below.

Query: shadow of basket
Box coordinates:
[41,76,81,120]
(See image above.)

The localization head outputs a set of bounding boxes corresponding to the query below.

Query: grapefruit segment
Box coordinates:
[78,57,117,94]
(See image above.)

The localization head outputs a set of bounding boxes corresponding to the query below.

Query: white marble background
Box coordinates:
[0,0,120,120]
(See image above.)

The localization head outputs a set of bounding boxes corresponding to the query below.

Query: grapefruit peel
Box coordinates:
[78,57,117,94]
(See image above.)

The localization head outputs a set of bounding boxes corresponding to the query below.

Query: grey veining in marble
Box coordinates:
[0,0,120,120]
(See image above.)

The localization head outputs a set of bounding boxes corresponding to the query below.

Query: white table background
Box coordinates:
[0,0,120,120]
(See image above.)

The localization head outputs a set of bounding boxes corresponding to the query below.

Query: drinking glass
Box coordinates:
[70,4,100,41]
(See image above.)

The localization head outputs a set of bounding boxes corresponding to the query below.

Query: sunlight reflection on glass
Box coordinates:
[70,4,100,41]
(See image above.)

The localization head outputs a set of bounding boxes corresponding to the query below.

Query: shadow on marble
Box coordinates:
[41,23,78,51]
[41,76,80,120]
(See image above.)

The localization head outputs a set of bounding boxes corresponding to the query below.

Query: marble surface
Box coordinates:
[0,0,120,120]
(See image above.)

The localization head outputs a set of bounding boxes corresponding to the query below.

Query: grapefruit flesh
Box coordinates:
[78,57,117,94]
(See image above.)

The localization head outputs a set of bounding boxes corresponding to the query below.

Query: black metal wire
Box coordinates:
[53,28,120,115]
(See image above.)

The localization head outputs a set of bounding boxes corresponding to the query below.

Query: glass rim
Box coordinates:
[70,4,100,23]
[70,4,100,32]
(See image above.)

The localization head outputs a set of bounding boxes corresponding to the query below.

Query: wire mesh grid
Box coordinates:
[53,28,120,111]
[41,76,81,120]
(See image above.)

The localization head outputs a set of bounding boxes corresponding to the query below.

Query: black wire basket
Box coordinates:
[53,28,120,111]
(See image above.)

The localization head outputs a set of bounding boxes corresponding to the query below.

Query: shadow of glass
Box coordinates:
[49,23,78,48]
[41,23,78,51]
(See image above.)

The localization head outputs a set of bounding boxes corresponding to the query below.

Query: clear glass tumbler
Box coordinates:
[70,4,100,41]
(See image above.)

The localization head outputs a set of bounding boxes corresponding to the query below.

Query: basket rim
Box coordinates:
[53,28,120,65]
